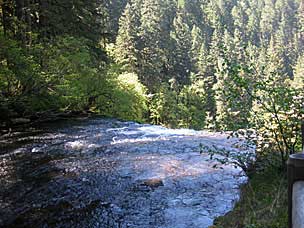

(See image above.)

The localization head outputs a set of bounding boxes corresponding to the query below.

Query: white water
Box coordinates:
[1,119,255,228]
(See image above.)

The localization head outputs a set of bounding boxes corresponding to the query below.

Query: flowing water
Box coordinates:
[0,118,254,228]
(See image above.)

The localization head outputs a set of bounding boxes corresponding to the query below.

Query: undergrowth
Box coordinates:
[212,167,287,228]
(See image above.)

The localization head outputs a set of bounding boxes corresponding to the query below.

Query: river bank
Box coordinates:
[213,167,287,228]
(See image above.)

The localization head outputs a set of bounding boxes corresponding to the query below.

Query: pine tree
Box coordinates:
[231,3,247,38]
[198,28,223,122]
[260,0,278,42]
[170,8,193,86]
[138,0,168,90]
[191,25,204,74]
[205,0,222,30]
[183,0,205,29]
[232,28,246,62]
[296,0,304,54]
[105,0,128,41]
[115,3,141,73]
[266,36,289,82]
[246,0,261,45]
[275,0,297,45]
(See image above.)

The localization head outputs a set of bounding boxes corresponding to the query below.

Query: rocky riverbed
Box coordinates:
[0,118,254,228]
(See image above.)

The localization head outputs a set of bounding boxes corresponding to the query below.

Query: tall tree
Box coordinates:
[115,2,141,73]
[170,8,192,85]
[260,0,277,42]
[138,0,168,90]
[296,0,304,54]
[191,25,204,74]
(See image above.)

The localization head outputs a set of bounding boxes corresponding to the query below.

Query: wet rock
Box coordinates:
[142,178,164,188]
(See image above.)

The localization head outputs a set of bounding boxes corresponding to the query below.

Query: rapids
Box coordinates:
[0,118,254,228]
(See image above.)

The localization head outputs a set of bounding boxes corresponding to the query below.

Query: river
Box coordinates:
[0,118,254,228]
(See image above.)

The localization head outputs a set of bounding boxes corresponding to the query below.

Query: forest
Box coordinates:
[0,0,303,226]
[1,0,303,164]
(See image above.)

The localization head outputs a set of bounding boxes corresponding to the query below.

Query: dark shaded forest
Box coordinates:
[0,0,303,165]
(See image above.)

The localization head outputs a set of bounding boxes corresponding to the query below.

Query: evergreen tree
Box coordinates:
[296,0,304,54]
[115,3,141,73]
[138,0,168,90]
[260,0,277,42]
[183,0,205,29]
[246,0,261,45]
[266,36,291,81]
[191,25,204,74]
[232,28,246,62]
[231,3,247,38]
[1,0,303,139]
[170,9,192,85]
[105,0,128,41]
[199,28,224,121]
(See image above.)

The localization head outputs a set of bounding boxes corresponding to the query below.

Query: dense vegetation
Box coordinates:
[1,1,303,159]
[0,0,148,123]
[0,1,303,227]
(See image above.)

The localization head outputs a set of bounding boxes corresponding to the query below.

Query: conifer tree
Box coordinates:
[115,3,141,73]
[198,28,223,121]
[296,0,304,54]
[246,0,261,45]
[260,0,278,42]
[138,0,168,90]
[191,25,204,74]
[170,8,192,86]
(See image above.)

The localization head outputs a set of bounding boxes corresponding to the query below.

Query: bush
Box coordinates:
[96,70,148,122]
[149,80,207,129]
[0,33,148,123]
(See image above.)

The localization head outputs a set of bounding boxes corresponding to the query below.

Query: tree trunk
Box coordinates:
[15,0,25,43]
[15,0,32,46]
[301,121,304,153]
[24,0,31,46]
[2,0,14,37]
[39,0,48,39]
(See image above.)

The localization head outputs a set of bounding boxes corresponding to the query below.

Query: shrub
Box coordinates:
[149,80,207,129]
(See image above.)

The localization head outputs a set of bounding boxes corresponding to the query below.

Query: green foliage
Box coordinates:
[113,0,303,141]
[97,70,148,122]
[210,35,303,167]
[0,31,44,115]
[149,80,206,129]
[114,2,141,73]
[0,30,148,123]
[1,0,304,165]
[250,76,303,165]
[0,34,104,113]
[1,2,304,226]
[213,167,288,228]
[218,58,304,167]
[214,61,253,130]
[149,83,180,126]
[170,9,192,85]
[200,142,255,174]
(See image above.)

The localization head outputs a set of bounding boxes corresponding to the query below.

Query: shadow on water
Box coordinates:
[0,118,132,227]
[0,118,88,155]
[0,118,247,228]
[0,119,88,227]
